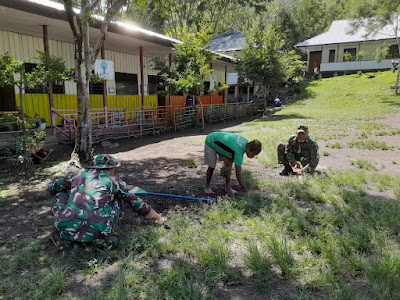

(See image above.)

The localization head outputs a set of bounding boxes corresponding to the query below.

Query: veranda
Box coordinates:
[17,93,257,143]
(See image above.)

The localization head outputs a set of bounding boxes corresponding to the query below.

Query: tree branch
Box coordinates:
[63,0,81,38]
[89,0,102,12]
[91,0,127,64]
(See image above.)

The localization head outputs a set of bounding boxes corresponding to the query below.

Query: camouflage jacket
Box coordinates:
[285,135,319,172]
[48,169,152,242]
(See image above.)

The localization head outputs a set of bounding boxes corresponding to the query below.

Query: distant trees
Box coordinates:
[126,0,268,38]
[236,25,302,109]
[348,0,400,93]
[152,31,216,96]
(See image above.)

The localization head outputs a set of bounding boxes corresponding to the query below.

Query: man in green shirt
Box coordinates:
[204,132,262,195]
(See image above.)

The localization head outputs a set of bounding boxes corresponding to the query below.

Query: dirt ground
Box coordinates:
[1,112,400,299]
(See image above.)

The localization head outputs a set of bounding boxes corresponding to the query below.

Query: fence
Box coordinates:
[52,102,260,143]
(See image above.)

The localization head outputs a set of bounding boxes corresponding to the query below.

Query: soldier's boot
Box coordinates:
[279,165,294,176]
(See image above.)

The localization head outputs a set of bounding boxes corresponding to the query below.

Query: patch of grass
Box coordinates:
[365,254,400,300]
[196,238,239,283]
[34,266,69,299]
[322,150,330,156]
[350,159,377,171]
[326,142,342,149]
[348,140,393,150]
[264,234,297,276]
[375,129,400,136]
[185,158,198,168]
[357,123,389,131]
[184,140,204,145]
[153,260,212,300]
[244,241,272,291]
[204,201,243,224]
[358,132,368,139]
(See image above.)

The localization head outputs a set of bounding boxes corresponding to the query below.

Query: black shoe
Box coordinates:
[279,167,294,176]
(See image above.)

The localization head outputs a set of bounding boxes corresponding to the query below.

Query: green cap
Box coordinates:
[91,154,121,169]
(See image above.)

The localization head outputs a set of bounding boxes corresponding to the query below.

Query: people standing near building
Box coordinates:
[313,65,319,80]
[204,132,262,195]
[277,125,319,176]
[49,154,166,243]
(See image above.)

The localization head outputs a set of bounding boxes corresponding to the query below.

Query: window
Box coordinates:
[115,72,138,95]
[25,63,45,94]
[387,44,399,59]
[24,63,65,94]
[148,75,160,95]
[329,50,335,62]
[204,81,210,95]
[343,48,356,61]
[89,82,104,94]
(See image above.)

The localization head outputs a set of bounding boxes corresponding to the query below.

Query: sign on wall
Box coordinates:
[95,59,115,80]
[210,74,216,90]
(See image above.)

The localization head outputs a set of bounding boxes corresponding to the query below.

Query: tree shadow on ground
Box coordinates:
[252,113,308,123]
[381,99,400,107]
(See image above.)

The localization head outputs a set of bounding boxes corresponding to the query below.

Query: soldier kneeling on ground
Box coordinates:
[48,154,166,245]
[277,125,319,176]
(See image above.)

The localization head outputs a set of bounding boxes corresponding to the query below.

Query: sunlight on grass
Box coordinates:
[348,140,393,150]
[1,71,400,300]
[350,159,377,170]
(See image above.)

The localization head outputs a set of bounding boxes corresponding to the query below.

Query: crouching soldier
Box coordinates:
[277,125,319,176]
[49,154,166,243]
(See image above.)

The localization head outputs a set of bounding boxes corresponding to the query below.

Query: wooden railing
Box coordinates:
[51,102,259,142]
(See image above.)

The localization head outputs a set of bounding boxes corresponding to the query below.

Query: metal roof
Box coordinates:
[295,19,400,48]
[209,30,246,52]
[0,0,236,62]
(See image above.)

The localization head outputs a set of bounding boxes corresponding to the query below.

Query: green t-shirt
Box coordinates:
[205,132,248,166]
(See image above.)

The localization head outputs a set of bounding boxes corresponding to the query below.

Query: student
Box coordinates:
[49,154,166,243]
[204,132,262,195]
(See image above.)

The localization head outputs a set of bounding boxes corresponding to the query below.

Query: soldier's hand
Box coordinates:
[156,217,170,229]
[294,168,303,175]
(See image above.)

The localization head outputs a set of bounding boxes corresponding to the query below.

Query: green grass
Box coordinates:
[1,71,400,299]
[185,158,198,168]
[326,142,343,149]
[348,140,393,150]
[350,159,377,170]
[375,129,400,136]
[244,241,272,291]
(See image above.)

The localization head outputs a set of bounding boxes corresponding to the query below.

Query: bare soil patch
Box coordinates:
[1,112,400,299]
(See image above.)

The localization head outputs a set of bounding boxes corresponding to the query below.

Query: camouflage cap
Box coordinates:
[296,125,309,134]
[91,154,121,169]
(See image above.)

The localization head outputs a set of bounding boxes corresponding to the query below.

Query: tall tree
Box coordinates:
[236,25,300,108]
[152,31,215,95]
[62,0,128,164]
[347,0,400,93]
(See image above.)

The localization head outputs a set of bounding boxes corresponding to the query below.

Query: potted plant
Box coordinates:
[18,128,53,164]
[39,118,46,129]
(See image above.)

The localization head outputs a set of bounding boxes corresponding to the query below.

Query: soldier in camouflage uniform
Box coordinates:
[49,154,166,243]
[277,125,319,176]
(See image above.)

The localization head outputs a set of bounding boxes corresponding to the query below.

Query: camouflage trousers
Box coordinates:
[51,192,123,242]
[277,143,313,170]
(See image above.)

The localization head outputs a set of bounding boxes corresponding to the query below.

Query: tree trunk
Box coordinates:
[72,26,93,165]
[63,0,126,164]
[263,85,270,109]
[396,39,400,94]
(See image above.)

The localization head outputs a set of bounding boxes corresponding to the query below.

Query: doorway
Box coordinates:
[308,51,322,74]
[0,86,16,111]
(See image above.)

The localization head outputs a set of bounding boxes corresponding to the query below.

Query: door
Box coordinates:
[0,86,16,111]
[308,51,322,74]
